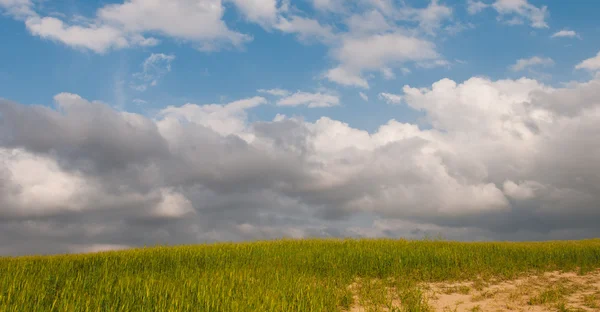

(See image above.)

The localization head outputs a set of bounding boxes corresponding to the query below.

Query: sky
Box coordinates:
[1,0,600,256]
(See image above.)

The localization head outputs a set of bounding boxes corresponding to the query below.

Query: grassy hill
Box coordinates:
[1,238,600,311]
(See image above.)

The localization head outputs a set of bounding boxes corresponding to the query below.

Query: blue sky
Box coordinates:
[2,0,600,255]
[2,0,599,131]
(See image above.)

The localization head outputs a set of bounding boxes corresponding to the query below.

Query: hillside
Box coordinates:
[1,239,600,311]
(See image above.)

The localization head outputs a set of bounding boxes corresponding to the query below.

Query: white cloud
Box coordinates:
[345,10,392,35]
[551,29,580,39]
[0,0,35,19]
[325,67,369,89]
[576,51,600,72]
[380,67,396,79]
[359,92,369,101]
[2,0,251,53]
[4,74,600,254]
[277,91,340,108]
[397,0,453,34]
[24,16,130,53]
[274,15,335,43]
[416,59,451,69]
[258,88,290,97]
[467,0,489,15]
[468,0,548,28]
[98,0,251,51]
[131,53,176,91]
[228,0,279,26]
[492,0,549,28]
[312,0,344,12]
[509,56,554,72]
[326,33,440,88]
[575,52,600,71]
[378,92,403,104]
[157,96,267,137]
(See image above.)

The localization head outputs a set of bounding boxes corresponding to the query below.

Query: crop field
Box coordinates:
[1,239,600,311]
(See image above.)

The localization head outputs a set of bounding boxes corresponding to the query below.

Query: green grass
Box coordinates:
[1,238,600,311]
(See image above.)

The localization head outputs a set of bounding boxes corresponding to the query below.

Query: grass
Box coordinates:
[1,238,600,311]
[582,293,599,309]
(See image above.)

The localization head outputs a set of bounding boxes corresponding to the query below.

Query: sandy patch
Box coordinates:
[425,270,600,312]
[345,270,600,312]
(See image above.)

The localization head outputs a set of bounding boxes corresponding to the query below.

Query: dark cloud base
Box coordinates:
[1,76,600,256]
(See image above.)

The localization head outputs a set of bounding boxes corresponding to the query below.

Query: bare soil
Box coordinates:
[346,270,600,312]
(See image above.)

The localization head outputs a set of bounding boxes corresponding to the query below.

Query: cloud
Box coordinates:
[0,0,35,19]
[24,16,131,53]
[2,0,451,92]
[277,91,340,108]
[228,0,279,26]
[444,22,475,36]
[467,0,488,15]
[311,0,344,12]
[359,92,369,101]
[98,0,251,51]
[274,15,335,43]
[492,0,549,28]
[131,53,176,91]
[509,56,554,72]
[397,0,453,35]
[551,29,580,39]
[345,10,392,35]
[325,33,440,88]
[381,67,396,79]
[575,51,600,72]
[378,92,402,104]
[3,75,600,255]
[467,0,548,28]
[258,88,290,97]
[1,0,251,53]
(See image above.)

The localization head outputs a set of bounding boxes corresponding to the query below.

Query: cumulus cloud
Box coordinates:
[2,0,452,91]
[3,74,600,255]
[317,0,455,88]
[509,56,554,72]
[274,15,335,43]
[227,0,279,26]
[0,0,251,53]
[325,33,440,88]
[98,0,251,51]
[575,51,600,72]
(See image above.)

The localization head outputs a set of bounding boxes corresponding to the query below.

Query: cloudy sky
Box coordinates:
[1,0,600,256]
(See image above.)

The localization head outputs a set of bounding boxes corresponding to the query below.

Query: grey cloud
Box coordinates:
[2,76,600,255]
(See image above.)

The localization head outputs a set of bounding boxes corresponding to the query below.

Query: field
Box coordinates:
[1,238,600,311]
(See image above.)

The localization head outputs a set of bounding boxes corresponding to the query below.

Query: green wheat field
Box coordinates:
[1,238,600,311]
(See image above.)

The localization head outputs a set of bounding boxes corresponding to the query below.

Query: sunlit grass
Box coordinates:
[1,238,600,311]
